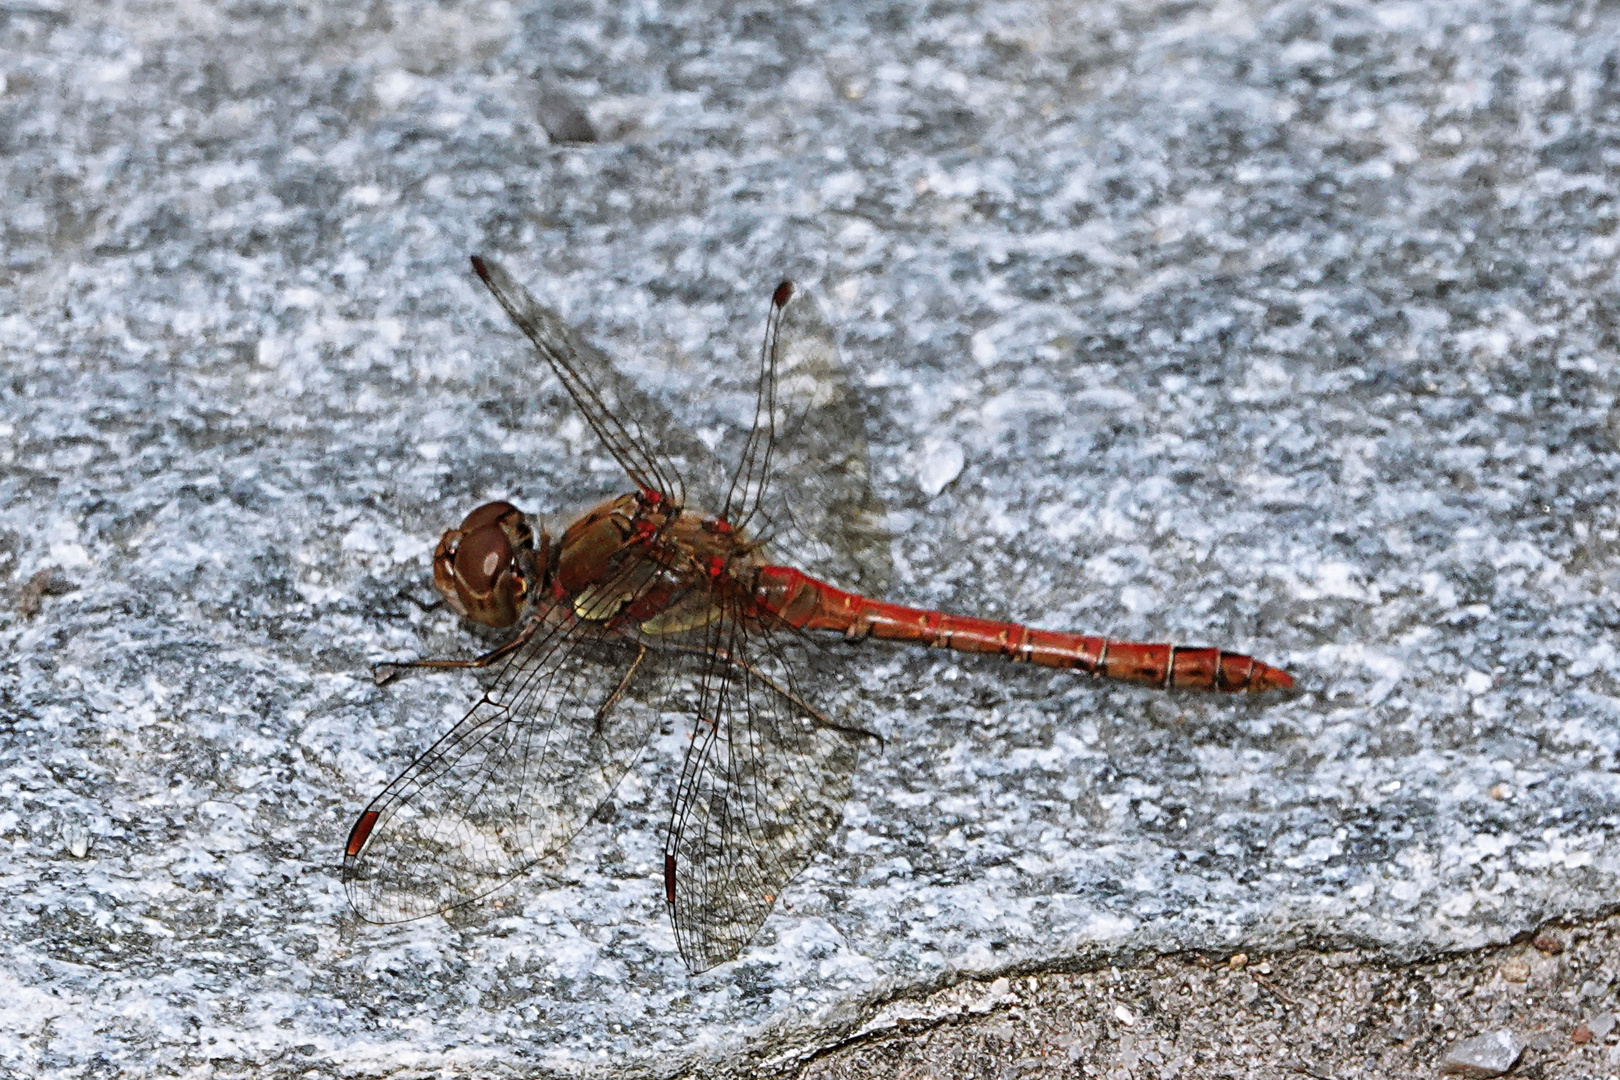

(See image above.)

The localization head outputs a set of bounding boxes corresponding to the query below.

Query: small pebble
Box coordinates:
[1113,1004,1135,1026]
[916,439,966,497]
[1228,953,1248,970]
[1438,1031,1523,1078]
[1588,1012,1617,1040]
[1573,1024,1593,1045]
[61,821,91,859]
[1531,933,1563,955]
[1500,958,1531,983]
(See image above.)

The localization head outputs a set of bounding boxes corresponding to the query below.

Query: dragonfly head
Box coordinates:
[431,501,548,627]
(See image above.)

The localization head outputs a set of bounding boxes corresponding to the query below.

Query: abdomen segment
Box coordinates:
[754,565,1293,692]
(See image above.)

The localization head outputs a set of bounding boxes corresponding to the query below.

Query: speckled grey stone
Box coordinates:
[1439,1030,1523,1078]
[3,0,1620,1077]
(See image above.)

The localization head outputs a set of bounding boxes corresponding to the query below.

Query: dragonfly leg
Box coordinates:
[373,618,543,685]
[592,643,647,737]
[655,638,881,746]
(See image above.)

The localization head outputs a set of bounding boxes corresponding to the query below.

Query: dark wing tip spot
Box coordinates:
[345,809,380,858]
[773,281,794,307]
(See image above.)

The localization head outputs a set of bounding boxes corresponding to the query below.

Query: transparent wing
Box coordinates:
[725,282,892,596]
[471,255,729,509]
[343,594,665,923]
[662,609,871,973]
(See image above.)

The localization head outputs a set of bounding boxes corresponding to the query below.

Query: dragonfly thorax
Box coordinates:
[431,501,547,628]
[552,492,759,631]
[553,492,665,598]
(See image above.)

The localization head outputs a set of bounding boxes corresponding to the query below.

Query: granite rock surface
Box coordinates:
[3,0,1619,1076]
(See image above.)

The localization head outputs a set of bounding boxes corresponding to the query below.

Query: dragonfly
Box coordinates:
[342,255,1294,974]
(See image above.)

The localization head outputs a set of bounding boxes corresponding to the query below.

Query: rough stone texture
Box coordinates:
[2,0,1619,1077]
[793,915,1620,1080]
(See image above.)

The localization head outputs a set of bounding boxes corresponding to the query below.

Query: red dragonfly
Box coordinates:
[342,256,1294,973]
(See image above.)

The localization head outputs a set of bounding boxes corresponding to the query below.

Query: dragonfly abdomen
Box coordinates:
[754,565,1293,692]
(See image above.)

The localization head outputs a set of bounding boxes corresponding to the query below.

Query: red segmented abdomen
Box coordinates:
[752,565,1293,692]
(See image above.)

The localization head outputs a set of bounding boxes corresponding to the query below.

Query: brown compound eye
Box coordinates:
[431,500,537,627]
[454,524,511,595]
[458,500,519,534]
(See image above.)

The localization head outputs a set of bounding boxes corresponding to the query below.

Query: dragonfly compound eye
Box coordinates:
[431,501,536,627]
[458,500,520,534]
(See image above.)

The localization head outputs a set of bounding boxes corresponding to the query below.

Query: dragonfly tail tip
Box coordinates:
[1254,664,1295,692]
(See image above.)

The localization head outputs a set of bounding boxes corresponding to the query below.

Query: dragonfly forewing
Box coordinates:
[471,255,731,510]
